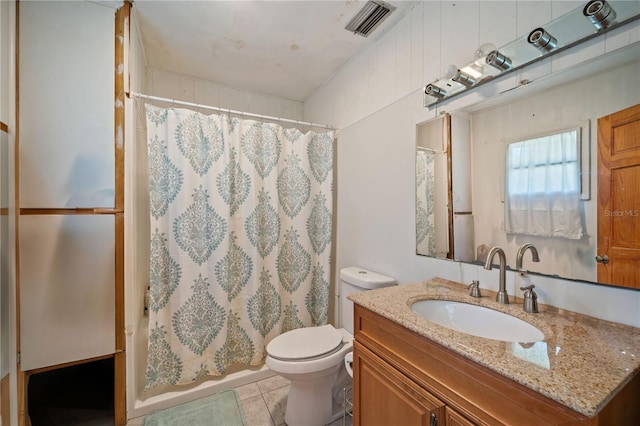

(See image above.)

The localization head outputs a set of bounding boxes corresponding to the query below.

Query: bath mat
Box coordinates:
[143,389,247,426]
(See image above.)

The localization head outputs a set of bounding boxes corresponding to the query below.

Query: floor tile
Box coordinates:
[241,394,275,426]
[256,374,290,394]
[236,382,262,401]
[125,378,353,426]
[261,386,288,426]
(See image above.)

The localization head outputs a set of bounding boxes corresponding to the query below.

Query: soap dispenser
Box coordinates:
[468,280,482,298]
[520,282,539,313]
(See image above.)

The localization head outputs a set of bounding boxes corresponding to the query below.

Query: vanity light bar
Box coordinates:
[423,0,637,107]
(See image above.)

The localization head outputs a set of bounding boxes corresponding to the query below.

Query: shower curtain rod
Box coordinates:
[128,92,337,131]
[417,146,445,154]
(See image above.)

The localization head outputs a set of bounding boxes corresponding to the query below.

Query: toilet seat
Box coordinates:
[266,324,344,361]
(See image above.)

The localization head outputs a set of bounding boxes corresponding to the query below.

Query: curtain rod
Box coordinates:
[417,146,445,154]
[128,92,337,131]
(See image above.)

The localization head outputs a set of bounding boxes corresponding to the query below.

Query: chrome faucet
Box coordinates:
[516,244,541,313]
[516,243,540,274]
[484,247,509,304]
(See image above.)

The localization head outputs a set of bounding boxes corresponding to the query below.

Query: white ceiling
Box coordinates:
[133,0,417,102]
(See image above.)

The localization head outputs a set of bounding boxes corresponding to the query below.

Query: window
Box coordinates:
[505,128,586,239]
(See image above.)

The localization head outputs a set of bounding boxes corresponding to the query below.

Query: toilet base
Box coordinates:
[281,364,352,426]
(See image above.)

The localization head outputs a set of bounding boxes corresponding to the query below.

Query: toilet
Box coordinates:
[266,266,397,426]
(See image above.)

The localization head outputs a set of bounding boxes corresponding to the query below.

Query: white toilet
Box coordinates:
[266,266,397,426]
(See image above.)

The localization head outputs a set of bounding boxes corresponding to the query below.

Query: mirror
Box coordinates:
[416,43,640,289]
[416,114,474,262]
[416,115,451,258]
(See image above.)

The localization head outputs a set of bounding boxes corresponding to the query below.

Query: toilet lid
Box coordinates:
[267,325,343,361]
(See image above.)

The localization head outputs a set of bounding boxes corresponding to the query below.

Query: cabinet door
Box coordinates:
[354,341,445,426]
[446,406,476,426]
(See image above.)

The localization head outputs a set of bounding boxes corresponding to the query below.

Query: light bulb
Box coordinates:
[443,64,459,80]
[474,43,497,67]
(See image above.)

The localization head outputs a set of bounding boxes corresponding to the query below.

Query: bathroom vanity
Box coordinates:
[349,278,640,425]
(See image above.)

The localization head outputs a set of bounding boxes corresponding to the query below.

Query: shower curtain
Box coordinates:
[144,104,334,392]
[416,150,436,256]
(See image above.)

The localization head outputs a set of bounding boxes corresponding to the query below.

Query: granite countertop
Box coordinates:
[348,277,640,417]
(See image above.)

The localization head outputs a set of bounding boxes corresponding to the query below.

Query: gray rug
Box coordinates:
[143,389,246,426]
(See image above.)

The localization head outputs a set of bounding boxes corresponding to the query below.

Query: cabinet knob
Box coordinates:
[430,413,438,426]
[595,254,609,264]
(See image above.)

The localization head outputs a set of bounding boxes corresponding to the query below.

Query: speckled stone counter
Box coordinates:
[348,277,640,418]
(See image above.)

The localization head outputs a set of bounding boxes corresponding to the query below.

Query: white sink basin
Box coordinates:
[411,300,544,343]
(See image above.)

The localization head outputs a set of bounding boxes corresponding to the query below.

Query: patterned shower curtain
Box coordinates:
[416,150,435,256]
[143,104,334,393]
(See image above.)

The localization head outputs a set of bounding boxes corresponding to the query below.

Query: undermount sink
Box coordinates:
[411,300,545,343]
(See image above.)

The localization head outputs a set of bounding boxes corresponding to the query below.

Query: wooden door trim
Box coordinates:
[114,3,130,425]
[19,208,124,215]
[444,113,454,259]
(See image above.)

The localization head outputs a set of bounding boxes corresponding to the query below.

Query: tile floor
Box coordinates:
[126,374,353,426]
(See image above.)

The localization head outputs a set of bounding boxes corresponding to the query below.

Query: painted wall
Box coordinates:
[304,1,640,328]
[145,68,303,122]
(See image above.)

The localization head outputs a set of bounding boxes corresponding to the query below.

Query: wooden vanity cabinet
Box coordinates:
[353,304,640,425]
[355,342,444,425]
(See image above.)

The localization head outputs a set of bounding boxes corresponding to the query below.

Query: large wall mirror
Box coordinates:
[416,42,640,290]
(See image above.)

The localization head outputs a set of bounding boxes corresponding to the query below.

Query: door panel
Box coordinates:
[597,104,640,288]
[19,215,115,370]
[19,1,115,208]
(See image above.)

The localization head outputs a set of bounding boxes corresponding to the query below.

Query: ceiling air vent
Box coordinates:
[345,1,397,37]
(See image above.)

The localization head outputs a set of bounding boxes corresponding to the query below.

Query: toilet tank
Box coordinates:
[340,267,397,334]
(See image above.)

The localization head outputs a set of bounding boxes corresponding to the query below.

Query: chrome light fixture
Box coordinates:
[527,27,558,52]
[486,50,512,71]
[474,42,497,67]
[424,0,639,108]
[583,0,617,30]
[424,84,446,99]
[444,65,477,87]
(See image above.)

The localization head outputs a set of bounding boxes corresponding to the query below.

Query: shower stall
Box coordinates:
[124,8,335,419]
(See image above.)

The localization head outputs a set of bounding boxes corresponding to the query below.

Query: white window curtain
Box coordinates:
[505,130,585,239]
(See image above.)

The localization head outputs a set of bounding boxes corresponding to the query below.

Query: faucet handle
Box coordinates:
[468,280,482,298]
[520,284,539,313]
